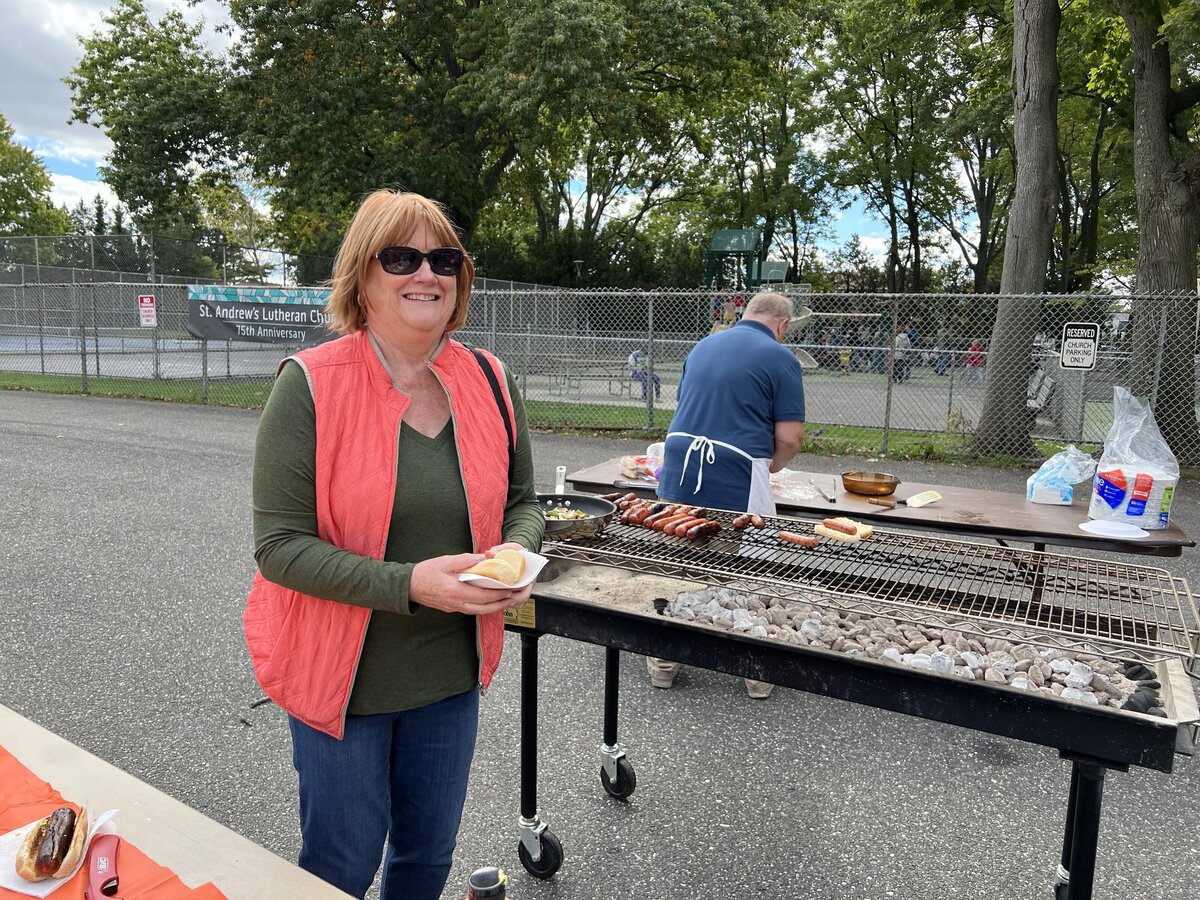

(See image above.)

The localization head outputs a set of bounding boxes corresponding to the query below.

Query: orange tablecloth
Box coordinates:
[0,745,226,900]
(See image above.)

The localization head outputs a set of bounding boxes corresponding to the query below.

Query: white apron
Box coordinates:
[669,431,777,517]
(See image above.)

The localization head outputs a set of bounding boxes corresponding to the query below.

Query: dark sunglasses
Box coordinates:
[375,246,464,276]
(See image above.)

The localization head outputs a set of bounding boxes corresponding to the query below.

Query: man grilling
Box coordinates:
[648,291,809,699]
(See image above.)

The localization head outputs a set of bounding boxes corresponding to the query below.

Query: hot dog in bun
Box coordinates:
[15,806,88,882]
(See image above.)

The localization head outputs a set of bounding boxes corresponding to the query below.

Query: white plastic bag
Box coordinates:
[1088,387,1179,529]
[1026,444,1097,505]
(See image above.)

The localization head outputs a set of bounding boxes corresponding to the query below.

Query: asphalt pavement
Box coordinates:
[2,390,1198,900]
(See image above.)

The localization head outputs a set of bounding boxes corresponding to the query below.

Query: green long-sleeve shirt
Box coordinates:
[252,357,544,714]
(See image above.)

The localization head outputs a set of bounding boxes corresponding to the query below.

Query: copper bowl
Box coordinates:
[841,471,901,497]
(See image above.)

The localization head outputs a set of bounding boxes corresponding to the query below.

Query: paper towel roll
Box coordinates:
[1088,464,1177,530]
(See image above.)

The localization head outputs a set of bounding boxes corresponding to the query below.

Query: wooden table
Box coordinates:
[0,705,353,900]
[567,458,1194,558]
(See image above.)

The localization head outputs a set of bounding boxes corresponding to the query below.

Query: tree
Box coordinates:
[68,0,232,235]
[0,114,72,236]
[927,10,1013,293]
[1116,0,1200,463]
[816,0,966,291]
[973,0,1061,458]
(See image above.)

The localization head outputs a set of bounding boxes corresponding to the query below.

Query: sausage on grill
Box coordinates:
[821,518,858,535]
[779,531,820,548]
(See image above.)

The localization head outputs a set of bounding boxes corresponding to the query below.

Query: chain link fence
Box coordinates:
[1,282,1195,459]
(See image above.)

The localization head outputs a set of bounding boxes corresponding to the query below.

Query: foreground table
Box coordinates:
[567,458,1194,557]
[0,705,352,900]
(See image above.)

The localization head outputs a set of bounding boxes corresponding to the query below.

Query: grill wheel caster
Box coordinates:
[518,829,563,879]
[600,757,637,800]
[1053,884,1068,900]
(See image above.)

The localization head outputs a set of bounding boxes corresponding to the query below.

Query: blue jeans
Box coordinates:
[288,687,480,900]
[632,369,660,399]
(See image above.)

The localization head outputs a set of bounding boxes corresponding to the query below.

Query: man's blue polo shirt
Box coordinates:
[658,319,805,510]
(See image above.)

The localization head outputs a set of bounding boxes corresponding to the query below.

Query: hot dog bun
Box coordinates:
[462,549,528,585]
[463,558,519,584]
[15,806,88,882]
[813,523,861,543]
[494,549,526,581]
[834,516,874,539]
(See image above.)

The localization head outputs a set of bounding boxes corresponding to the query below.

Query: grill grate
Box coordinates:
[542,512,1200,669]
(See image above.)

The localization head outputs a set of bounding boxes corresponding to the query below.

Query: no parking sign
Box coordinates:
[138,294,157,327]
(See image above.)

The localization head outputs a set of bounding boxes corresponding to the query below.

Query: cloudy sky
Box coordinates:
[1,0,229,212]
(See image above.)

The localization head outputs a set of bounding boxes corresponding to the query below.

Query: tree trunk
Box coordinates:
[972,0,1060,458]
[1073,106,1108,292]
[1119,1,1200,465]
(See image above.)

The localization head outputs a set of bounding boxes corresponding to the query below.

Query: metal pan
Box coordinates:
[537,492,617,540]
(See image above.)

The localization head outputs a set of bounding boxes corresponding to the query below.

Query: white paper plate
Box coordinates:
[1078,520,1150,539]
[458,550,548,590]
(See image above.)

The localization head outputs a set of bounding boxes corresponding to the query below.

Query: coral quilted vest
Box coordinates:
[244,329,514,739]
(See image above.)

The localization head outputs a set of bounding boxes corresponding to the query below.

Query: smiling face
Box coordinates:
[361,222,457,344]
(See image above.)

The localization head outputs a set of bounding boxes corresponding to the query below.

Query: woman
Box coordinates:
[244,190,544,900]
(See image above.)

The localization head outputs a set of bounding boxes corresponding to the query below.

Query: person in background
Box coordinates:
[649,291,809,699]
[932,343,951,376]
[963,339,987,386]
[244,190,545,900]
[628,347,661,400]
[893,328,913,383]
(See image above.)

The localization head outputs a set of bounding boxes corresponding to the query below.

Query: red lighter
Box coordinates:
[84,834,121,899]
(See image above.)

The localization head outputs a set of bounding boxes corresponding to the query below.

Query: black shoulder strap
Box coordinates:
[470,347,515,478]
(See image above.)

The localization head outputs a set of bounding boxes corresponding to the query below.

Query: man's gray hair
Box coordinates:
[744,292,794,321]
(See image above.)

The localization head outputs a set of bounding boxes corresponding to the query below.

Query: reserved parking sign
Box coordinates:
[1059,322,1098,370]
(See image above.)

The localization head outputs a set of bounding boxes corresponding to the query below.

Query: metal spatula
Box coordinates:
[869,490,942,509]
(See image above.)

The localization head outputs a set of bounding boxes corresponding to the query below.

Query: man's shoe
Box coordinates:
[647,657,681,689]
[744,679,774,699]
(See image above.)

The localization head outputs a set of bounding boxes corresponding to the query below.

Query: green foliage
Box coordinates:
[67,0,233,234]
[60,0,1192,292]
[0,114,72,236]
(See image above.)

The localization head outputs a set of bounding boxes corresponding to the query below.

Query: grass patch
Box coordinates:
[0,373,272,407]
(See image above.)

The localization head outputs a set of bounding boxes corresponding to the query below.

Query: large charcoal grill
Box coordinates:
[542,510,1200,672]
[508,510,1200,899]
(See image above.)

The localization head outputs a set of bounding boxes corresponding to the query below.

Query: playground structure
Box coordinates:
[704,229,765,291]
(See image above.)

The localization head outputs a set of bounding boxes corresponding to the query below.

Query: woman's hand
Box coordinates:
[410,550,532,616]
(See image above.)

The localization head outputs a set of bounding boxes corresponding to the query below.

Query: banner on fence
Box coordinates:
[186,285,335,346]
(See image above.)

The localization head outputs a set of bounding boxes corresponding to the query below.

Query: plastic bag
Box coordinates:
[1087,387,1179,529]
[1026,444,1097,505]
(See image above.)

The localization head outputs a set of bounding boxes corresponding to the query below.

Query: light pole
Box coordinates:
[573,259,583,288]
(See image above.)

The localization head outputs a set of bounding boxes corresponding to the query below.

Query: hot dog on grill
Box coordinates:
[813,522,860,543]
[15,806,89,882]
[821,518,858,535]
[749,514,765,528]
[642,505,682,528]
[620,500,651,524]
[730,514,752,530]
[686,520,721,540]
[627,503,657,525]
[779,531,820,548]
